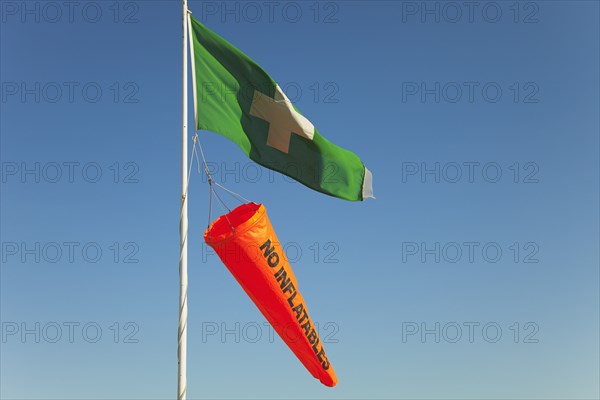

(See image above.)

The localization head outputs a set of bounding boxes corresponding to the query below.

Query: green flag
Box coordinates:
[189,16,373,201]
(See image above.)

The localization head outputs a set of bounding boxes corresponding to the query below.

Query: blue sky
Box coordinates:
[1,1,598,399]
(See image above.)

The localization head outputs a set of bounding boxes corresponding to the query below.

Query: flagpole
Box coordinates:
[178,0,188,398]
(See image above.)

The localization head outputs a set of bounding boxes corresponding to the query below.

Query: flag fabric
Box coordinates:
[189,16,373,201]
[204,203,338,387]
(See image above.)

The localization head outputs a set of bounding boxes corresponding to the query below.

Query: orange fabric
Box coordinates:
[204,203,338,387]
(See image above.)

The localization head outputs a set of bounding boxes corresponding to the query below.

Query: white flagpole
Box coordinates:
[178,0,188,399]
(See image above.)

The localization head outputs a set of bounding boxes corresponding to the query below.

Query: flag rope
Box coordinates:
[191,130,251,230]
[213,181,252,204]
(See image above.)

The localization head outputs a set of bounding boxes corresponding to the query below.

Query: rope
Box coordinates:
[193,132,211,184]
[179,136,196,224]
[213,181,252,204]
[192,131,244,231]
[208,185,213,228]
[177,133,196,267]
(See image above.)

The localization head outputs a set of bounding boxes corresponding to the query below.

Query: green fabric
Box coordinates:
[189,16,368,201]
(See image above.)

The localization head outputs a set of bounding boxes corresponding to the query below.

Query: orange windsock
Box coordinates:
[204,203,338,387]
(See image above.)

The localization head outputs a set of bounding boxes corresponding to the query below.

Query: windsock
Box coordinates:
[204,203,338,387]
